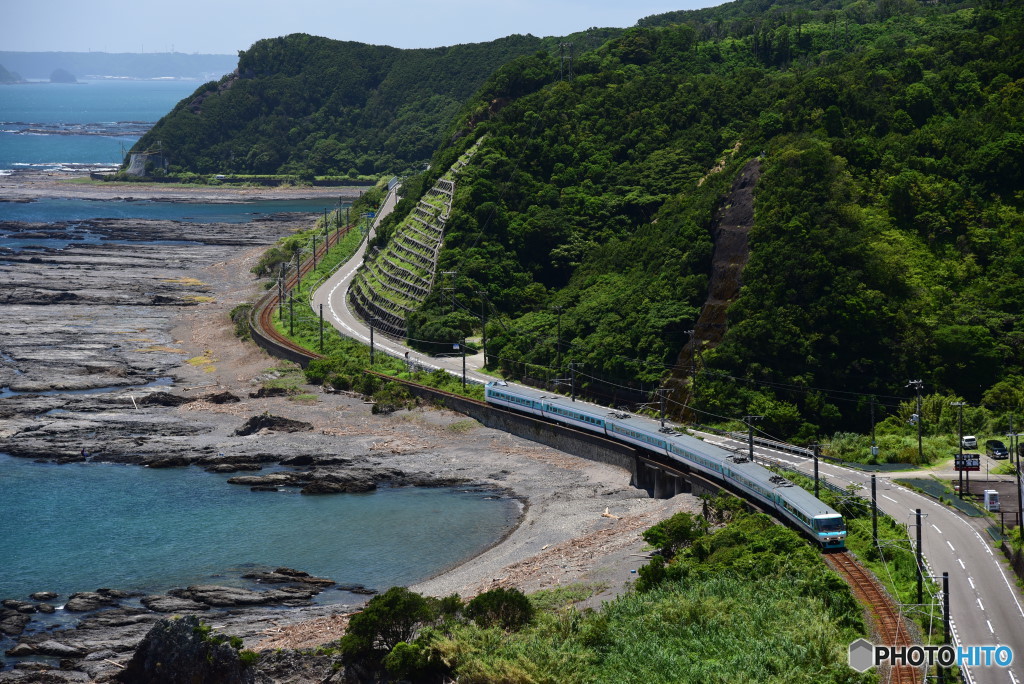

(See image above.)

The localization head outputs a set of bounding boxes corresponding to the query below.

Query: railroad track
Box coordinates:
[250,221,358,363]
[826,551,921,684]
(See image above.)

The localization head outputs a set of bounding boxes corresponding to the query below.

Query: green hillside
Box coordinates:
[397,0,1024,439]
[129,31,618,177]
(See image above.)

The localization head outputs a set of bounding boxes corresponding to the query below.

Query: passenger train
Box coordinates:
[485,381,846,549]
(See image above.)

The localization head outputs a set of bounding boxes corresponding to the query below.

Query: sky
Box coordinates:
[3,0,725,55]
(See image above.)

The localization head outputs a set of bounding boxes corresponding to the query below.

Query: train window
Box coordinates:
[814,516,844,532]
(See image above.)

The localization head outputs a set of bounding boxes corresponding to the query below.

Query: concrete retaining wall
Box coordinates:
[370,373,639,479]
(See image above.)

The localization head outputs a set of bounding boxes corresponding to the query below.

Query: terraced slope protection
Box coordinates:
[348,140,482,338]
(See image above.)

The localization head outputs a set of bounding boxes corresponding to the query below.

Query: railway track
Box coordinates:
[250,221,358,363]
[826,551,922,684]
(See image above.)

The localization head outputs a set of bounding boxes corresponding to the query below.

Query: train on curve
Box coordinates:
[485,381,846,549]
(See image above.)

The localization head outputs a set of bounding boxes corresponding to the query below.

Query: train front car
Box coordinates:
[813,513,847,549]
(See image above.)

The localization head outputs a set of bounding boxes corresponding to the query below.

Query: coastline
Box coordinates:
[0,172,695,674]
[0,168,366,203]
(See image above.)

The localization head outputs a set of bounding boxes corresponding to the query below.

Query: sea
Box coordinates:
[0,80,518,627]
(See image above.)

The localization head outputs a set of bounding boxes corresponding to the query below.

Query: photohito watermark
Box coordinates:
[848,639,1014,671]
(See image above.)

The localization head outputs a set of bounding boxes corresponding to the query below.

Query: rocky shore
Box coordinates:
[0,175,696,682]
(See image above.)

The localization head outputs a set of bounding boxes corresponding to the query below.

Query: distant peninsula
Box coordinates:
[0,63,25,83]
[0,51,236,81]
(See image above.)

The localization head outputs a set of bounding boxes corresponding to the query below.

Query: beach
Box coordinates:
[0,171,695,679]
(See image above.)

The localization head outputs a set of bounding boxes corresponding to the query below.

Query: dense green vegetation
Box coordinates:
[130,31,617,178]
[320,502,872,683]
[394,0,1024,442]
[178,0,1024,443]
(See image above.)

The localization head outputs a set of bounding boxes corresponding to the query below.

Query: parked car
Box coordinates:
[961,435,978,449]
[985,439,1009,459]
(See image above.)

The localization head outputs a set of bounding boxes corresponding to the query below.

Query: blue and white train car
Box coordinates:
[485,381,846,549]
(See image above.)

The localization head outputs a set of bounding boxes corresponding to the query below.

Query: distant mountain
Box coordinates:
[0,51,236,80]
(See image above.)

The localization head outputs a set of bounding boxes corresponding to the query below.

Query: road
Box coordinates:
[702,433,1024,684]
[310,185,491,385]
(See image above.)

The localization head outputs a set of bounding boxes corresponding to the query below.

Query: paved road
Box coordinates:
[703,433,1024,684]
[310,185,491,386]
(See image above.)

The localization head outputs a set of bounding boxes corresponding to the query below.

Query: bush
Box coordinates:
[465,588,535,631]
[641,511,708,556]
[339,587,435,661]
[229,304,252,340]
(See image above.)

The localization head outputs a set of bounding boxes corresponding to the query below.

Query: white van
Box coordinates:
[961,435,977,449]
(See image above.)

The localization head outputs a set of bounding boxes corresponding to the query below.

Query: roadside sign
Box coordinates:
[955,455,980,472]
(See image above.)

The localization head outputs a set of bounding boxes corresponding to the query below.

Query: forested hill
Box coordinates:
[397,0,1024,440]
[130,31,617,177]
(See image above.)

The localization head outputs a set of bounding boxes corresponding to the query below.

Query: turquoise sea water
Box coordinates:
[0,79,201,171]
[0,454,518,604]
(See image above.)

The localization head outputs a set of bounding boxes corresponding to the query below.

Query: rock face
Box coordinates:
[234,414,313,436]
[166,584,320,607]
[140,595,210,613]
[64,591,121,612]
[240,568,335,588]
[202,391,240,404]
[0,611,31,635]
[116,615,254,684]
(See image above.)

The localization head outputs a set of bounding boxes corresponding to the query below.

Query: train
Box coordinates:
[484,381,846,549]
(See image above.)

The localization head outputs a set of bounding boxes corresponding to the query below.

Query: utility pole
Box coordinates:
[277,266,285,321]
[871,474,878,548]
[312,234,317,270]
[553,305,563,373]
[440,271,457,314]
[319,303,324,353]
[461,338,467,390]
[744,415,763,463]
[657,388,667,428]
[907,380,924,465]
[915,509,924,607]
[478,291,487,368]
[289,292,294,336]
[570,362,576,402]
[812,443,820,499]
[369,325,375,365]
[870,395,878,459]
[952,401,965,497]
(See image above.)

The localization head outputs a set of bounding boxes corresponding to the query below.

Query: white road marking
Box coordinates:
[987,619,994,633]
[968,576,975,590]
[932,524,942,533]
[947,540,956,552]
[958,558,965,569]
[882,494,897,503]
[977,598,984,611]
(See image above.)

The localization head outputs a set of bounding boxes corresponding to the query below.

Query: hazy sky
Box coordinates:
[3,0,724,55]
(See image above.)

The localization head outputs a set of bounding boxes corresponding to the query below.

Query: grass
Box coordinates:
[446,419,480,433]
[418,515,871,684]
[163,277,208,287]
[134,345,182,353]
